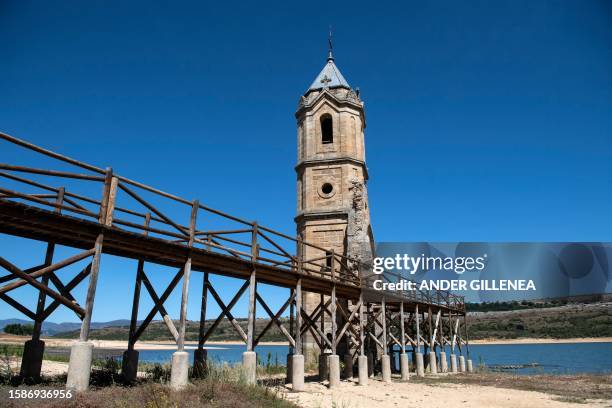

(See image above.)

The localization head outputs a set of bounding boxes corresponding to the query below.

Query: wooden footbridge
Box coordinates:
[0,132,472,391]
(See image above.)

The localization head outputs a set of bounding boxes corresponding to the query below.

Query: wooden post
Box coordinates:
[193,269,209,378]
[295,278,302,355]
[198,271,209,350]
[359,292,365,356]
[246,222,258,352]
[79,169,113,342]
[428,306,433,351]
[439,311,444,350]
[77,240,104,338]
[381,297,387,355]
[97,168,113,224]
[295,237,303,356]
[330,251,337,355]
[415,304,420,353]
[399,301,405,353]
[432,310,441,350]
[366,302,373,355]
[127,213,150,351]
[127,271,143,348]
[289,287,295,354]
[345,302,352,358]
[320,292,325,348]
[177,200,198,352]
[449,312,455,353]
[464,314,471,359]
[104,177,119,226]
[457,318,462,354]
[451,312,460,354]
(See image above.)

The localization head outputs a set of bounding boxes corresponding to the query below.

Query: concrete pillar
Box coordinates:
[66,341,93,391]
[358,355,368,385]
[170,351,189,389]
[467,359,473,373]
[428,352,438,374]
[450,354,458,373]
[20,339,45,381]
[381,355,391,383]
[439,351,448,373]
[343,354,353,379]
[286,353,293,383]
[193,349,207,378]
[328,354,340,388]
[121,349,139,383]
[291,354,304,391]
[318,353,329,381]
[242,351,257,384]
[399,353,409,381]
[415,352,425,377]
[459,355,466,373]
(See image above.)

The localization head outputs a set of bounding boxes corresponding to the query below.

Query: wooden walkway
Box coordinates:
[0,131,471,389]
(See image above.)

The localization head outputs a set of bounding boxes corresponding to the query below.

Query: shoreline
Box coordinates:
[468,337,612,345]
[0,335,288,350]
[1,335,611,350]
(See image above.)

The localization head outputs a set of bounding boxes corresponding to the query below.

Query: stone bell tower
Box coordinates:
[295,42,372,358]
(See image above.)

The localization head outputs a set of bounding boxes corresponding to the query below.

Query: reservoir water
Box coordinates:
[130,341,612,375]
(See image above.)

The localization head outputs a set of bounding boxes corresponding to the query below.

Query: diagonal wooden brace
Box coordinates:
[133,267,184,341]
[300,307,332,349]
[335,300,362,347]
[41,265,91,320]
[388,331,402,348]
[368,332,383,349]
[254,291,295,347]
[203,280,249,343]
[47,272,77,302]
[140,270,179,341]
[0,256,85,317]
[299,298,331,337]
[0,263,45,283]
[0,249,95,294]
[0,293,36,320]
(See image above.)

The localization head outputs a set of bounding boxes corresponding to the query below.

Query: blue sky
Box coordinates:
[0,1,611,323]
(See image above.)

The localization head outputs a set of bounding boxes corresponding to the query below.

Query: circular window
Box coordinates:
[318,182,335,198]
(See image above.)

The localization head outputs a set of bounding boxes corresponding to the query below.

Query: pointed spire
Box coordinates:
[305,29,351,93]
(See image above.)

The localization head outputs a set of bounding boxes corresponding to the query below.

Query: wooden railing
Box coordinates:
[0,131,464,311]
[0,132,361,287]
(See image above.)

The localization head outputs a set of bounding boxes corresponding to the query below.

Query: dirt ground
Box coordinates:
[8,357,69,377]
[4,356,611,408]
[280,377,610,408]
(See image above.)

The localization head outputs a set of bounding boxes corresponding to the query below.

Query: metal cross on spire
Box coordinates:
[327,27,334,61]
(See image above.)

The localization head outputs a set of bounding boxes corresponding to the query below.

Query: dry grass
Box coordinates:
[413,372,612,402]
[3,380,297,408]
[0,356,297,408]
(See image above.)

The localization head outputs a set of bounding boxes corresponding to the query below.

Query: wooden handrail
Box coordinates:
[0,131,466,309]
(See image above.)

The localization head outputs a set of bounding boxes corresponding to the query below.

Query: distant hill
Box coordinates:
[51,318,288,342]
[0,319,131,336]
[468,302,612,339]
[466,293,612,313]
